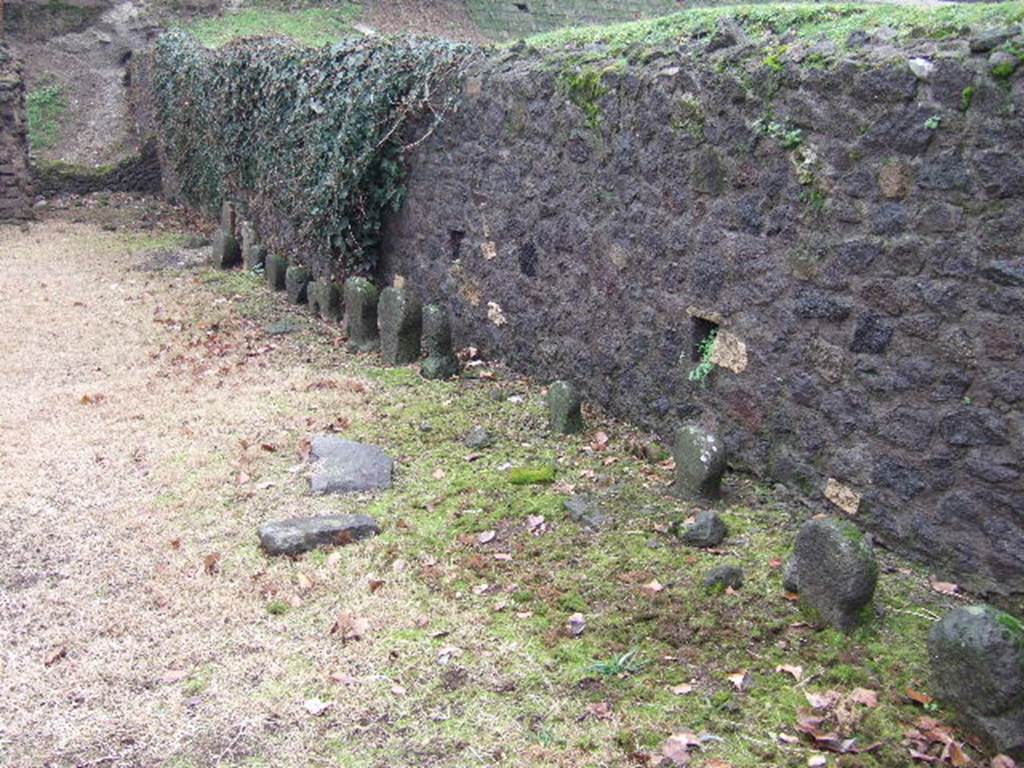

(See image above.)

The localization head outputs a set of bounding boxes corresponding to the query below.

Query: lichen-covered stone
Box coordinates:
[678,510,727,548]
[343,277,379,352]
[564,494,609,530]
[240,220,264,270]
[704,563,744,591]
[420,304,459,379]
[220,199,245,239]
[928,604,1024,758]
[258,514,380,556]
[463,425,494,449]
[378,286,422,365]
[309,436,393,495]
[548,380,583,434]
[790,517,878,631]
[211,229,240,269]
[265,253,288,291]
[308,280,343,321]
[672,425,726,501]
[285,265,312,304]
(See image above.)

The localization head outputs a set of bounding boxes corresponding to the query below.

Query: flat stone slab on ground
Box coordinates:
[309,436,394,494]
[259,514,380,556]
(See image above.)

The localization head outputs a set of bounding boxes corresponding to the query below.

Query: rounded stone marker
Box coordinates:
[679,510,728,548]
[265,253,288,291]
[285,265,312,304]
[421,304,460,380]
[672,425,726,501]
[343,277,379,352]
[548,380,584,434]
[378,286,422,365]
[928,605,1024,759]
[211,229,241,269]
[790,517,877,632]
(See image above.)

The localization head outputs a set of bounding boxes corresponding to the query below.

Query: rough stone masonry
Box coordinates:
[0,44,33,224]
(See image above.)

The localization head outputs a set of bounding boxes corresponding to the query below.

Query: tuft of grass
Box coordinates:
[590,648,648,677]
[182,4,361,48]
[26,83,67,152]
[509,464,557,485]
[266,599,289,615]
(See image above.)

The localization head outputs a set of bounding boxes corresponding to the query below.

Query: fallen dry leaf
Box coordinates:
[929,579,961,596]
[591,431,610,451]
[586,701,613,720]
[161,668,189,684]
[642,579,665,595]
[329,670,360,686]
[992,756,1018,768]
[203,552,221,575]
[850,688,879,708]
[906,688,935,706]
[432,468,446,480]
[303,698,330,716]
[670,683,694,696]
[662,732,702,766]
[44,646,67,667]
[727,670,752,692]
[331,612,370,642]
[478,530,496,545]
[776,664,803,682]
[368,578,385,594]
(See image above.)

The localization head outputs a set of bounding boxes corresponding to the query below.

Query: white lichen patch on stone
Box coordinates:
[487,301,507,326]
[392,274,406,289]
[825,478,861,515]
[481,241,497,260]
[709,329,748,373]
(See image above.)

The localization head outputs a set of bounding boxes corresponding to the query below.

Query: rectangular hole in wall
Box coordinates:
[691,316,719,362]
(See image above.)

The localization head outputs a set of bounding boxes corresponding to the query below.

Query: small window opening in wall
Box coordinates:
[448,229,465,261]
[691,317,719,362]
[517,241,537,277]
[514,3,530,12]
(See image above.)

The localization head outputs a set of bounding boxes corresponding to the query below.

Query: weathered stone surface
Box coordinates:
[928,605,1024,758]
[548,380,584,434]
[285,265,312,304]
[564,494,609,530]
[240,220,264,270]
[343,277,379,352]
[704,563,744,590]
[258,514,380,556]
[309,436,393,495]
[421,304,460,379]
[969,26,1020,53]
[220,199,245,239]
[463,425,494,449]
[378,286,422,365]
[265,253,288,291]
[672,426,726,501]
[989,50,1020,77]
[211,229,241,269]
[678,510,727,548]
[308,280,343,321]
[790,518,878,631]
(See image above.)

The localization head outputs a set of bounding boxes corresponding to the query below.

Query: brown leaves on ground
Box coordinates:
[793,687,883,755]
[330,612,369,642]
[660,732,703,766]
[203,552,221,575]
[79,393,106,405]
[44,646,67,667]
[906,717,976,766]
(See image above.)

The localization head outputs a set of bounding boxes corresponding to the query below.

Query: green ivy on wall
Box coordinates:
[152,31,475,276]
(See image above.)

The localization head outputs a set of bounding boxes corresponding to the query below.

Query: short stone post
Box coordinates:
[220,199,246,240]
[672,425,726,501]
[285,265,312,304]
[211,229,241,269]
[309,280,343,321]
[420,304,460,380]
[548,380,584,434]
[378,286,422,365]
[265,253,288,291]
[344,277,379,352]
[240,220,265,270]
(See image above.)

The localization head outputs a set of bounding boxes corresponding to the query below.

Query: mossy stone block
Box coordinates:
[344,277,379,352]
[265,253,288,291]
[309,280,343,321]
[672,425,726,501]
[285,265,312,304]
[378,286,422,365]
[548,380,584,434]
[420,304,459,380]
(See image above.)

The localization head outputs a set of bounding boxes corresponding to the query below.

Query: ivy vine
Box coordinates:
[151,31,475,275]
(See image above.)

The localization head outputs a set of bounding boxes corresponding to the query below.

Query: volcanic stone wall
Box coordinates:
[0,44,33,223]
[379,38,1024,596]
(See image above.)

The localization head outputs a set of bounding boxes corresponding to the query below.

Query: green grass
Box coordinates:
[26,83,67,152]
[526,2,1024,54]
[182,3,361,48]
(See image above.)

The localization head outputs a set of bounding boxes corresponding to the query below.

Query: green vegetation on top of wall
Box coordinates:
[525,2,1024,54]
[26,83,67,153]
[181,3,362,48]
[151,30,476,277]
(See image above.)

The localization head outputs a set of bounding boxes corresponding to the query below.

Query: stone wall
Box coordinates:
[0,44,33,223]
[378,34,1024,596]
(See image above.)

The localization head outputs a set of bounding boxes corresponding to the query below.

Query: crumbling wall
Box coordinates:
[0,44,33,223]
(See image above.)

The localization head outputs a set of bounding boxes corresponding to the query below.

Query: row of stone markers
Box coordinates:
[217,208,1022,759]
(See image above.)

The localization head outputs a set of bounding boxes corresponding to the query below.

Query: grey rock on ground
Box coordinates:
[211,229,240,269]
[969,25,1020,52]
[927,604,1024,759]
[259,514,380,556]
[564,494,609,531]
[309,436,394,495]
[548,380,584,434]
[344,277,380,352]
[265,253,288,291]
[782,558,800,592]
[672,425,726,500]
[704,563,744,591]
[678,510,727,548]
[309,280,343,321]
[421,304,460,379]
[285,265,312,304]
[464,425,495,449]
[378,286,422,365]
[790,517,878,631]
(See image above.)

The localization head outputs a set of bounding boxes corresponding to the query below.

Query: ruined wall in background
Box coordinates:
[0,44,34,223]
[380,35,1024,596]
